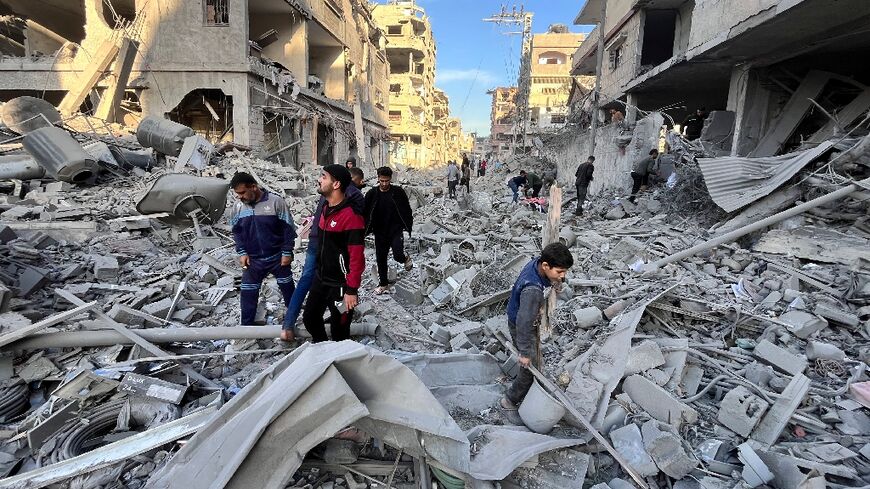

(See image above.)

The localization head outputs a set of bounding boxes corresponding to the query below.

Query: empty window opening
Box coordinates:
[387,25,402,35]
[168,89,233,143]
[204,0,229,26]
[608,46,622,70]
[316,123,334,166]
[538,51,566,65]
[641,10,677,67]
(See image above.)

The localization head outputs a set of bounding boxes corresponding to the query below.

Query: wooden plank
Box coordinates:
[58,40,120,115]
[539,184,561,342]
[0,301,96,348]
[54,289,219,389]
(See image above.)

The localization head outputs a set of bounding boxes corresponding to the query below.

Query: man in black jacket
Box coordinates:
[574,156,595,216]
[364,166,414,294]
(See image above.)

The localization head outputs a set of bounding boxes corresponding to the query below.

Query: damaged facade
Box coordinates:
[0,0,391,168]
[371,0,472,168]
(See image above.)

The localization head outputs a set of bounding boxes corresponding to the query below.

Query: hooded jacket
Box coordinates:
[230,192,296,260]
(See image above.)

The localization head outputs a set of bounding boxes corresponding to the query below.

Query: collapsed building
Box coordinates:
[371,0,473,168]
[0,0,392,168]
[548,0,870,192]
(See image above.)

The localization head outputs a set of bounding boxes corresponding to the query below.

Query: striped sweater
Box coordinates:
[229,192,296,260]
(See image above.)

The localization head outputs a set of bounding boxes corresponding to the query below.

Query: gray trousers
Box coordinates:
[505,321,539,405]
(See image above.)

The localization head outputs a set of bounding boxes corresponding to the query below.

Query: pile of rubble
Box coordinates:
[0,94,869,489]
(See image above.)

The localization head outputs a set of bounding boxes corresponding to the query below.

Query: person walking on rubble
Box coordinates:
[302,165,365,343]
[508,170,527,203]
[446,160,460,199]
[629,149,659,204]
[460,157,472,194]
[364,166,414,295]
[283,165,365,342]
[478,159,487,177]
[499,243,574,411]
[574,156,595,216]
[229,172,297,327]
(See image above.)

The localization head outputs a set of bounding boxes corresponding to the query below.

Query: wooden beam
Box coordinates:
[94,38,139,122]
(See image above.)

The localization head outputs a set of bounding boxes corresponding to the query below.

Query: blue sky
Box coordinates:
[414,0,592,136]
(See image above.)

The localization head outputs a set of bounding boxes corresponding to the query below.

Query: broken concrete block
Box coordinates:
[92,255,120,282]
[28,231,57,249]
[813,303,860,327]
[805,341,846,361]
[427,324,451,345]
[778,310,828,338]
[752,339,807,375]
[0,224,16,244]
[449,332,478,353]
[141,297,174,317]
[751,373,810,448]
[0,283,9,313]
[859,443,870,460]
[17,354,59,382]
[564,374,602,420]
[737,443,774,488]
[625,340,666,375]
[622,375,698,428]
[501,354,520,378]
[717,386,769,437]
[609,423,658,477]
[642,420,699,479]
[607,479,634,489]
[17,266,47,297]
[805,443,857,462]
[573,306,603,328]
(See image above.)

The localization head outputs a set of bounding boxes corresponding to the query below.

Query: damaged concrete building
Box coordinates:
[371,0,472,167]
[0,0,392,167]
[552,0,870,192]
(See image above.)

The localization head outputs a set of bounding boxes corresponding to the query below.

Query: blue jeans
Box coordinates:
[508,180,520,202]
[283,244,317,330]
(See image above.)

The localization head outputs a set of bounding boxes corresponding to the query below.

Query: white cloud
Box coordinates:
[437,68,497,85]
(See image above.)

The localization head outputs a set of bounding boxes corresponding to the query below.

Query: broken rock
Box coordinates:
[641,420,698,479]
[622,375,698,428]
[717,386,769,437]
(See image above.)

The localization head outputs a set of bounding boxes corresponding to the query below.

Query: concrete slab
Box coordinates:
[750,373,810,448]
[641,420,698,479]
[609,423,658,477]
[622,375,698,428]
[752,339,807,375]
[624,340,666,375]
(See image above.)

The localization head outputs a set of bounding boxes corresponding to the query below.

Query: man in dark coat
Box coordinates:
[574,156,595,216]
[364,166,414,294]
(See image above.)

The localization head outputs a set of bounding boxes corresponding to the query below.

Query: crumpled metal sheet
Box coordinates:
[145,341,472,489]
[466,425,585,481]
[697,141,834,212]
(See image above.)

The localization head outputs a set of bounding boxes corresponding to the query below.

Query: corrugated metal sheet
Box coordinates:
[697,141,834,212]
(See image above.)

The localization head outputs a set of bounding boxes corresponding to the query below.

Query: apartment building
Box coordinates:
[488,86,519,159]
[0,0,391,168]
[371,0,470,167]
[526,25,585,137]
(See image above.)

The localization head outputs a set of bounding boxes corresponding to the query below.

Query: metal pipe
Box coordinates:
[0,156,45,180]
[12,326,283,350]
[645,176,870,271]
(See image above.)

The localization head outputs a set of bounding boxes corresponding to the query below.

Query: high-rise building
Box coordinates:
[488,86,519,158]
[372,0,471,167]
[526,25,586,137]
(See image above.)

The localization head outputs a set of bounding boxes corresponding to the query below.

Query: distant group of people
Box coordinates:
[445,154,477,198]
[228,155,413,343]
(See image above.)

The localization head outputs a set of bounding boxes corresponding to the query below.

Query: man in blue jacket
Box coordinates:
[500,243,574,411]
[229,172,297,327]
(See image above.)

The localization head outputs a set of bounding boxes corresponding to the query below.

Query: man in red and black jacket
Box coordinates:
[302,164,365,342]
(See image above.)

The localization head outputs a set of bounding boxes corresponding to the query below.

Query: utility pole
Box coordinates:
[484,4,533,156]
[588,0,607,156]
